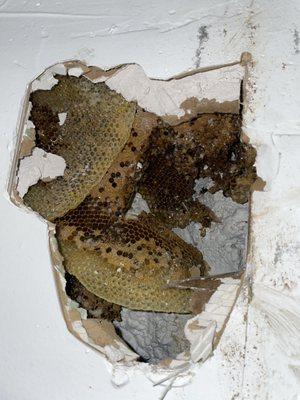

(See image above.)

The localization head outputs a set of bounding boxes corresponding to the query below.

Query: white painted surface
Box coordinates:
[0,1,300,400]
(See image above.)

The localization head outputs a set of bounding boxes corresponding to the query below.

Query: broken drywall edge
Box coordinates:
[17,147,66,197]
[68,67,84,77]
[19,120,35,158]
[31,63,67,92]
[78,60,243,123]
[184,319,216,363]
[8,59,252,384]
[195,278,241,333]
[11,61,245,370]
[83,64,122,83]
[173,275,242,363]
[105,63,243,122]
[8,89,36,206]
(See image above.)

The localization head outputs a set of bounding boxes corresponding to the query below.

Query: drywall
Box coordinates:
[0,1,299,400]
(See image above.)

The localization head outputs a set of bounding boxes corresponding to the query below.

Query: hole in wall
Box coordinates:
[9,59,261,368]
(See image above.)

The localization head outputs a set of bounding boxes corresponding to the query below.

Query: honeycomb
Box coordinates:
[139,114,257,229]
[57,211,205,313]
[55,109,158,240]
[24,75,136,220]
[21,73,257,315]
[174,114,257,204]
[60,238,194,313]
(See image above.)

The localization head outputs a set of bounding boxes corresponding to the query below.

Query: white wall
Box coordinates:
[0,1,299,399]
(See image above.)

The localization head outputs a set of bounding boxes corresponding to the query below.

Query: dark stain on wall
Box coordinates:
[293,29,299,54]
[195,25,209,68]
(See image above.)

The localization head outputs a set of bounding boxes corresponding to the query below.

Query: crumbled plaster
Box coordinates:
[17,147,66,197]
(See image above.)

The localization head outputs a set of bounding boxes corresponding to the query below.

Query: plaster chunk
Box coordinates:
[68,67,84,77]
[17,147,66,198]
[184,318,216,363]
[58,112,67,126]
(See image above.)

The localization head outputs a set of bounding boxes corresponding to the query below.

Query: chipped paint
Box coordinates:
[294,29,300,54]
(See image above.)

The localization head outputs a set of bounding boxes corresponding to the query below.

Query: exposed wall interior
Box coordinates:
[11,61,256,367]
